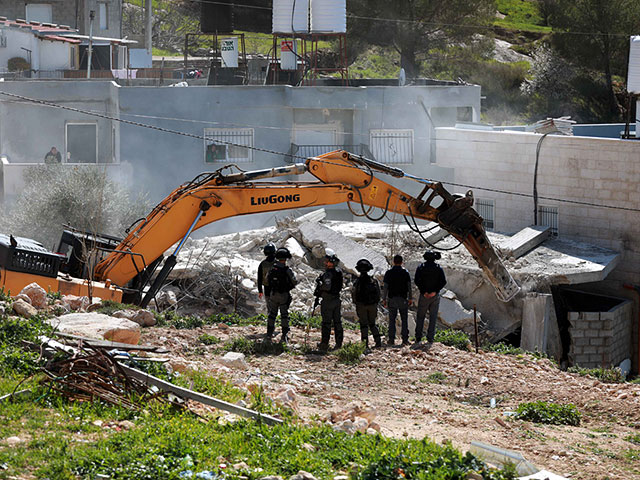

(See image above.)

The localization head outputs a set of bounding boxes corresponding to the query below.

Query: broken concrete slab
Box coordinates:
[294,222,389,276]
[520,293,552,353]
[285,237,306,259]
[438,290,482,335]
[499,225,550,259]
[48,313,141,345]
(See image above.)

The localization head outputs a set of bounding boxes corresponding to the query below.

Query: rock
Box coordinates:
[353,417,369,433]
[119,420,135,430]
[285,237,306,259]
[48,313,141,344]
[4,436,23,446]
[366,428,378,435]
[333,419,357,434]
[272,387,299,412]
[113,309,137,320]
[466,473,483,480]
[259,477,284,480]
[62,295,90,311]
[133,310,156,327]
[157,290,178,308]
[233,462,250,470]
[289,471,317,480]
[241,278,255,290]
[12,299,38,318]
[220,352,249,370]
[13,294,32,304]
[301,443,316,452]
[19,283,48,309]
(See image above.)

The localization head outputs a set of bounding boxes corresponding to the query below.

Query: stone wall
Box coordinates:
[568,300,633,368]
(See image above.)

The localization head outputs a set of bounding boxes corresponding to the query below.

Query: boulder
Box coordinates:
[13,294,32,305]
[19,283,48,309]
[12,299,38,318]
[62,295,90,311]
[48,313,141,344]
[133,310,156,327]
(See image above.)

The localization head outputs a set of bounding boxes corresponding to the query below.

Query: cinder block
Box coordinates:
[574,338,590,347]
[590,353,608,364]
[571,346,583,354]
[574,354,590,365]
[584,312,601,321]
[599,330,614,338]
[585,329,600,337]
[590,337,605,346]
[583,346,598,354]
[571,329,585,338]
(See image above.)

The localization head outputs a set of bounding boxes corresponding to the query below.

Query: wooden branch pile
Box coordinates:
[40,344,171,410]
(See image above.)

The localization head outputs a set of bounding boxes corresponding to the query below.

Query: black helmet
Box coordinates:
[423,250,442,261]
[275,247,292,260]
[355,258,373,273]
[324,248,339,264]
[263,242,276,256]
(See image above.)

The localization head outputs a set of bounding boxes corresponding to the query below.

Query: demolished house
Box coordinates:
[160,208,626,370]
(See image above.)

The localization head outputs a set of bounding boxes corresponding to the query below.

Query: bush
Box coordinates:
[0,165,149,248]
[225,336,255,355]
[515,401,581,426]
[8,57,30,72]
[424,372,447,384]
[198,333,220,345]
[336,342,365,365]
[567,366,625,383]
[435,329,470,351]
[484,342,524,355]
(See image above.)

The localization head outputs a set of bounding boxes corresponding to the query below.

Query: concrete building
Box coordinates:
[0,0,122,39]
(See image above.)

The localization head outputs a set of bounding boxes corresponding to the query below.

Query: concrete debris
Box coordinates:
[271,386,299,412]
[289,471,318,480]
[284,237,306,260]
[438,290,484,336]
[219,352,249,370]
[326,401,378,434]
[48,313,142,345]
[18,283,48,309]
[113,309,157,327]
[498,225,550,260]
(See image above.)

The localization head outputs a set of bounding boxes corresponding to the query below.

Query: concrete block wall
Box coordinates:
[0,1,79,29]
[568,300,632,368]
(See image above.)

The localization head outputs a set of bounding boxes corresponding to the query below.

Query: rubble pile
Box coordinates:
[325,401,380,435]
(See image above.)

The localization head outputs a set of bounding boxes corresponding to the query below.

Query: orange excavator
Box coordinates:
[0,151,520,306]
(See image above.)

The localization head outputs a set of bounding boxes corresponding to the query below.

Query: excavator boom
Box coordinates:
[93,151,520,303]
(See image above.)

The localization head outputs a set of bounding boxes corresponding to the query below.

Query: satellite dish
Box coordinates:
[398,68,406,86]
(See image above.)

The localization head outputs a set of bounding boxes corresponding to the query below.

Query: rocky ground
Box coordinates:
[140,323,640,480]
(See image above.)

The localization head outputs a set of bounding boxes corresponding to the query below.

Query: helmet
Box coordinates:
[355,258,373,273]
[263,242,276,256]
[275,247,292,260]
[324,248,339,264]
[423,250,442,261]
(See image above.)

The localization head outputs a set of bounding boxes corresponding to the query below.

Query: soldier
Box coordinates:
[414,250,447,346]
[257,242,276,302]
[352,258,382,349]
[382,254,413,346]
[315,249,343,351]
[265,247,297,344]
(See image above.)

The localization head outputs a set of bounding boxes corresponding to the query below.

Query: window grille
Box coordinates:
[475,198,495,231]
[204,128,254,163]
[538,205,558,236]
[369,129,413,164]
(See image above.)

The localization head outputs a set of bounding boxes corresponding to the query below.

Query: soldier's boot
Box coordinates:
[373,334,383,348]
[317,324,331,352]
[280,327,290,345]
[360,327,369,348]
[334,328,344,350]
[265,322,275,342]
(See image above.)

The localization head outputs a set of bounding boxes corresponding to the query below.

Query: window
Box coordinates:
[204,128,254,163]
[66,123,97,163]
[26,4,53,23]
[99,3,108,30]
[475,198,495,231]
[369,129,413,164]
[538,205,558,236]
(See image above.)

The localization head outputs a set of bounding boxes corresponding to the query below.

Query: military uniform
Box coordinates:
[316,266,343,350]
[352,273,382,348]
[265,248,297,343]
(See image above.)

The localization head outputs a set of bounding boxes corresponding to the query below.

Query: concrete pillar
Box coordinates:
[521,293,552,353]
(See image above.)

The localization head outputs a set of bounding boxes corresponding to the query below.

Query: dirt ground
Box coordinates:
[141,324,640,480]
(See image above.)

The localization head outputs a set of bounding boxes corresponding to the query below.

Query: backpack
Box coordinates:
[355,277,380,305]
[268,266,293,294]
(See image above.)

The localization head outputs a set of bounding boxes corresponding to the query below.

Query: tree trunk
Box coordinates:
[400,47,417,80]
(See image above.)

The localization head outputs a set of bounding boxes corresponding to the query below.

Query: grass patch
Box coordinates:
[626,433,640,446]
[224,336,288,356]
[568,366,626,384]
[484,342,524,355]
[435,329,470,351]
[0,314,53,375]
[493,0,551,32]
[515,401,581,426]
[95,299,140,316]
[423,372,447,384]
[336,342,366,365]
[198,333,220,345]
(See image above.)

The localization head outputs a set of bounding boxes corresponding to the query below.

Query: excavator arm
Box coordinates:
[94,151,520,303]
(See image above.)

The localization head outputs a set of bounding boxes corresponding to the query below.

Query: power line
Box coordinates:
[1,89,639,214]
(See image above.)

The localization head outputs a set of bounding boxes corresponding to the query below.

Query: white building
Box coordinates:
[0,18,79,75]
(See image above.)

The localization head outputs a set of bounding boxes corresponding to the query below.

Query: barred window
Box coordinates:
[475,198,495,231]
[538,205,559,236]
[369,129,413,164]
[204,128,254,163]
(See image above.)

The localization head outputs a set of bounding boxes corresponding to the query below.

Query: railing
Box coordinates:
[287,144,375,163]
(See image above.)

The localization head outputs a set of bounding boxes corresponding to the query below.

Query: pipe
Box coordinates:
[623,283,640,374]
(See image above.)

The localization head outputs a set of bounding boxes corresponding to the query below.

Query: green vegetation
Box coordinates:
[515,401,581,426]
[494,0,550,32]
[484,342,524,355]
[424,371,447,384]
[434,329,470,351]
[567,366,626,384]
[625,433,640,446]
[198,333,220,345]
[336,342,366,365]
[224,336,288,356]
[0,314,53,376]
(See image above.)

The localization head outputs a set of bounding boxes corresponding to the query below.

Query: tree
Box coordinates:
[544,0,640,118]
[347,0,496,79]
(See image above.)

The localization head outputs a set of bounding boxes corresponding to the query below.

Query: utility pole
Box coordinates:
[145,0,152,60]
[87,10,95,79]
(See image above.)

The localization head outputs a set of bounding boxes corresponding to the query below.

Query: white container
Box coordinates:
[628,36,640,93]
[310,0,346,33]
[273,0,309,33]
[220,37,238,68]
